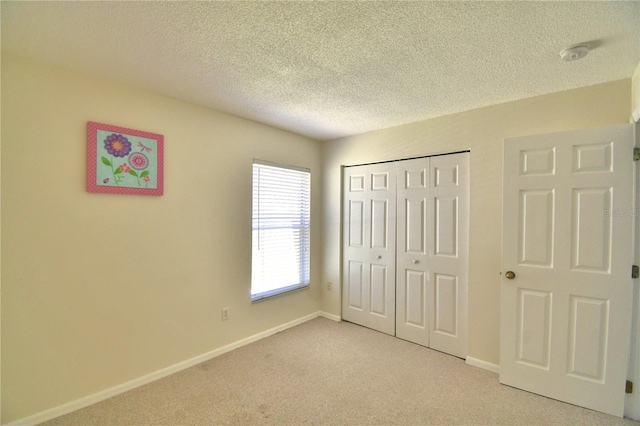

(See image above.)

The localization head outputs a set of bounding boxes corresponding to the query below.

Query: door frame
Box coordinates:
[626,123,640,420]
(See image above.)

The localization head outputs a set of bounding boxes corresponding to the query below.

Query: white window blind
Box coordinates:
[252,161,310,301]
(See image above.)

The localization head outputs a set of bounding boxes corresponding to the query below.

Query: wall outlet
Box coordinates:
[222,307,230,321]
[327,282,332,291]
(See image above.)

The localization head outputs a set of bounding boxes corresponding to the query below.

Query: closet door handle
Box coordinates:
[412,259,419,264]
[376,255,382,259]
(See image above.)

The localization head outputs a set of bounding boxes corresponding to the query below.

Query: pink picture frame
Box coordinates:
[87,121,164,196]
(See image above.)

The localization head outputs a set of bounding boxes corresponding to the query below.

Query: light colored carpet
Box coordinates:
[42,318,639,425]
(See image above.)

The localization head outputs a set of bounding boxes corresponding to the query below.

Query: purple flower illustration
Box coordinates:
[128,152,149,170]
[104,134,132,158]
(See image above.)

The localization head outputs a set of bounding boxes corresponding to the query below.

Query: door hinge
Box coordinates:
[626,380,633,394]
[633,265,639,279]
[634,147,640,161]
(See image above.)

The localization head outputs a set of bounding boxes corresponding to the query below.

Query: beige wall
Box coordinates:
[321,79,632,365]
[0,54,323,423]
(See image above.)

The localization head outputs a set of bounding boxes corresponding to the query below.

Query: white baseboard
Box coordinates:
[6,311,332,426]
[318,311,341,322]
[465,356,500,374]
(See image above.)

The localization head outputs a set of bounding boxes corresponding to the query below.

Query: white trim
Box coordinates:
[632,62,639,124]
[252,158,310,174]
[466,356,500,374]
[625,124,640,421]
[5,311,330,426]
[318,311,341,322]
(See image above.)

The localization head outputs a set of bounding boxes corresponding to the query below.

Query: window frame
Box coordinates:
[251,160,311,302]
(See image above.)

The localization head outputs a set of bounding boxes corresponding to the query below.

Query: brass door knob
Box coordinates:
[505,271,516,280]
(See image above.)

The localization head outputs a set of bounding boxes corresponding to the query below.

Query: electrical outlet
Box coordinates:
[222,307,230,321]
[327,282,332,291]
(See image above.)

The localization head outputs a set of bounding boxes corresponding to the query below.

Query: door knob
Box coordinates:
[376,255,382,259]
[505,271,516,279]
[412,260,419,264]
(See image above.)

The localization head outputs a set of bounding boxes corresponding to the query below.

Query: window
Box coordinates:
[251,161,310,301]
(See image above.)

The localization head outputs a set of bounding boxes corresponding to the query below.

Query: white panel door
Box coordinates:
[396,157,430,346]
[500,124,635,417]
[342,163,396,335]
[396,154,469,358]
[428,154,469,358]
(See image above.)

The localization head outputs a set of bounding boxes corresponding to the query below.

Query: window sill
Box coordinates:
[251,283,310,303]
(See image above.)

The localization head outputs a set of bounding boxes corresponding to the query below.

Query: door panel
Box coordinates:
[428,154,469,358]
[404,269,426,327]
[396,158,431,346]
[571,188,611,272]
[434,162,459,188]
[348,200,365,247]
[434,273,458,337]
[369,264,388,316]
[405,198,426,254]
[516,289,552,368]
[519,190,554,267]
[342,163,396,335]
[501,124,634,417]
[567,296,608,382]
[434,196,458,257]
[371,199,389,249]
[520,147,555,176]
[346,260,364,310]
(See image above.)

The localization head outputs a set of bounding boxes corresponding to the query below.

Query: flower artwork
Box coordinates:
[87,122,164,195]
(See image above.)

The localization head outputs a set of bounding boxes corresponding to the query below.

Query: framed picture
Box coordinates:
[87,121,164,196]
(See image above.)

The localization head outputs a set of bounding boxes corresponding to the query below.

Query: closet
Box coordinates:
[341,152,469,358]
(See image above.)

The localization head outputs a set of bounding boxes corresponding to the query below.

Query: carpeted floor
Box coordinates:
[42,317,639,425]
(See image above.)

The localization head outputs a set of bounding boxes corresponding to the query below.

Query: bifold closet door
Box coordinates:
[427,153,469,358]
[342,153,469,358]
[395,154,469,358]
[342,162,396,335]
[395,157,430,346]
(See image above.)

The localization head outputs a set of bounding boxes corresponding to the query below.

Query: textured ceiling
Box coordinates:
[2,1,639,141]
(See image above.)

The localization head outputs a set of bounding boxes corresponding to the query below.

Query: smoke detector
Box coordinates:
[560,45,589,62]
